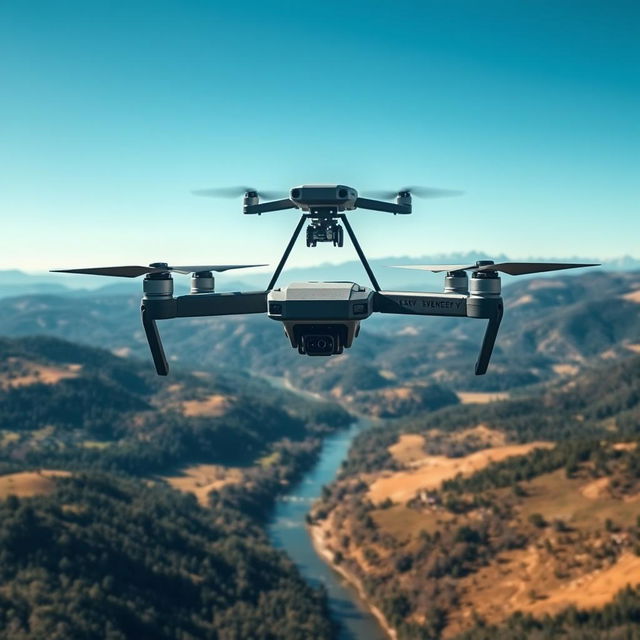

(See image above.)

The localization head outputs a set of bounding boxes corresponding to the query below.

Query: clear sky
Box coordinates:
[1,0,638,272]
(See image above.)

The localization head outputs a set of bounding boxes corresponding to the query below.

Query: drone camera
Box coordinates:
[294,324,347,356]
[267,282,373,355]
[306,220,344,247]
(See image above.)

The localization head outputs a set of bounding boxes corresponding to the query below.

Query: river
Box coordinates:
[266,415,388,640]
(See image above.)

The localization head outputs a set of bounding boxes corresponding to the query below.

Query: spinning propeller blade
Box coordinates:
[168,264,267,274]
[367,186,464,200]
[391,264,476,273]
[51,266,162,278]
[51,264,267,277]
[192,186,283,199]
[391,262,600,275]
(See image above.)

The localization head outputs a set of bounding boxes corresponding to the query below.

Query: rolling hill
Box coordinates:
[0,270,638,405]
[311,353,640,639]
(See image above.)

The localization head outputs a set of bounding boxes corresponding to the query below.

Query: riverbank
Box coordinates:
[309,520,398,640]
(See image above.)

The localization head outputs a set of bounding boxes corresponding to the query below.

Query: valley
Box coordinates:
[1,270,640,638]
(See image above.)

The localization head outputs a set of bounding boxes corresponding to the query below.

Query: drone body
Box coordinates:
[52,183,598,376]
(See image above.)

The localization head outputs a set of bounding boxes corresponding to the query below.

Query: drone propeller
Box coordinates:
[51,264,267,278]
[391,262,599,276]
[367,186,464,200]
[192,186,284,200]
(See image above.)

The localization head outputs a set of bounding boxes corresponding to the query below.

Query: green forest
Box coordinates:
[0,336,351,638]
[0,474,334,640]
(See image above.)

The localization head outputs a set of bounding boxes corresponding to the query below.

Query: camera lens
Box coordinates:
[304,334,334,356]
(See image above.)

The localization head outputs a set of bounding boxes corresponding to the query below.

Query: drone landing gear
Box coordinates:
[268,213,379,291]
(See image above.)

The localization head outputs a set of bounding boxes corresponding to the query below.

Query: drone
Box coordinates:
[53,184,598,376]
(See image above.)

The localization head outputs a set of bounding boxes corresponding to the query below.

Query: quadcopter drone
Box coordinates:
[53,184,598,376]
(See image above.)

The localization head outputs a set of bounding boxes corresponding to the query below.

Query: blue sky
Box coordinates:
[1,0,638,272]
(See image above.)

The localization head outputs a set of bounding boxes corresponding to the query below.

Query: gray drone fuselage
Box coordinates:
[288,185,359,212]
[267,282,373,355]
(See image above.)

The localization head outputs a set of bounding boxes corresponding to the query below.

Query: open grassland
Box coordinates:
[448,550,640,637]
[552,363,580,375]
[0,431,20,447]
[180,393,231,417]
[622,290,640,303]
[456,391,510,404]
[372,503,453,540]
[370,466,640,636]
[520,469,640,529]
[163,464,243,507]
[0,358,81,389]
[0,470,71,498]
[369,439,553,504]
[388,426,508,466]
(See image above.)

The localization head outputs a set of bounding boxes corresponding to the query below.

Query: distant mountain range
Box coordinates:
[0,270,638,402]
[2,252,639,298]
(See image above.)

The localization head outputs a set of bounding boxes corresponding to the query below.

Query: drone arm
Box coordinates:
[373,291,468,316]
[140,291,267,376]
[244,199,296,215]
[175,291,267,317]
[141,305,169,376]
[373,291,503,375]
[355,197,411,215]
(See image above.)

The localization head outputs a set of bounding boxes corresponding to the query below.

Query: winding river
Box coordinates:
[266,414,388,639]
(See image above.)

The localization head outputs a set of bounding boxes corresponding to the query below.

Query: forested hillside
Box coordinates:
[0,473,333,640]
[0,336,348,476]
[0,335,351,638]
[0,271,638,400]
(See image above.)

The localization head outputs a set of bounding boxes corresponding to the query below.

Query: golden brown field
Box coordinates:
[163,464,243,507]
[181,394,231,417]
[0,358,81,389]
[369,439,553,504]
[0,470,71,498]
[456,391,510,404]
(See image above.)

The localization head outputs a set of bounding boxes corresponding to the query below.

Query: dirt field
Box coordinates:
[164,464,243,507]
[456,391,510,404]
[388,434,428,465]
[181,394,231,417]
[389,427,508,466]
[0,359,81,389]
[451,425,507,447]
[519,469,639,529]
[553,363,580,376]
[369,441,554,504]
[448,547,640,637]
[0,470,71,498]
